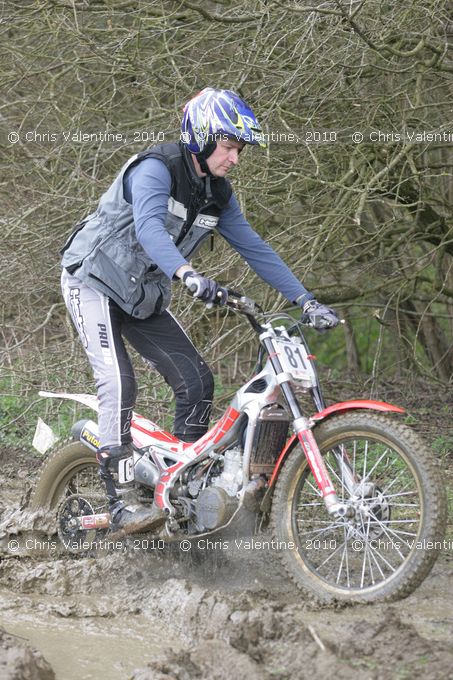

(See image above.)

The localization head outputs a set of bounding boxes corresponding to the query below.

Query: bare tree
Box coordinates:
[1,0,452,439]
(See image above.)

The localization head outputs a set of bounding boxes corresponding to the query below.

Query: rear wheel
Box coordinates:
[31,441,104,509]
[271,412,446,603]
[30,441,108,547]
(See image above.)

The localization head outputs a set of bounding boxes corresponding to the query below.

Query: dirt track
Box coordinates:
[1,535,453,679]
[0,437,453,680]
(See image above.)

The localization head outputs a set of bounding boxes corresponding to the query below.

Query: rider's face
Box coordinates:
[205,140,245,177]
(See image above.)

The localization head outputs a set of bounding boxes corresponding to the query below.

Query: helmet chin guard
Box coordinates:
[195,140,217,176]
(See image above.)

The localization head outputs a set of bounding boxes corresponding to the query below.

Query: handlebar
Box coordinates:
[186,286,342,333]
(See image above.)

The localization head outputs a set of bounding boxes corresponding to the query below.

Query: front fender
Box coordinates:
[310,399,404,422]
[262,400,404,504]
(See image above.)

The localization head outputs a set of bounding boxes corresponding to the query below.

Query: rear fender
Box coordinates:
[260,399,404,511]
[39,391,165,448]
[39,391,99,412]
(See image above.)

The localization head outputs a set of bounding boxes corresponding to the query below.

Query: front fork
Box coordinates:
[294,418,354,517]
[262,335,354,518]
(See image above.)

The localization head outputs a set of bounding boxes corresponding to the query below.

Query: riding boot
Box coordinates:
[96,443,133,504]
[96,444,166,537]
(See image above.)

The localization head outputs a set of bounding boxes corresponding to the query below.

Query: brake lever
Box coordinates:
[188,284,259,316]
[226,293,257,315]
[297,317,345,332]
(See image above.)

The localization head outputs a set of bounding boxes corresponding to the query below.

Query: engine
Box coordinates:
[190,447,244,531]
[195,487,237,530]
[212,447,243,496]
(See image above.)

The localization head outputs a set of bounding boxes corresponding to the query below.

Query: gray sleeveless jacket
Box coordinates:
[61,143,232,318]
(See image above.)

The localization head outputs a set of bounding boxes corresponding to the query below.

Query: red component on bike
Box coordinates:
[311,399,404,422]
[131,420,180,442]
[297,429,335,497]
[79,513,111,529]
[192,406,240,454]
[153,407,241,509]
[154,463,185,508]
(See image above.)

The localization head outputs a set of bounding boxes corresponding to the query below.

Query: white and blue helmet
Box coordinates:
[181,88,266,155]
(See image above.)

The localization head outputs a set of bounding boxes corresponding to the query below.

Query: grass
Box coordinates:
[0,382,94,454]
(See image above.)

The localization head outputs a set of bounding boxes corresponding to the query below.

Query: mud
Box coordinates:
[0,627,55,680]
[1,436,453,680]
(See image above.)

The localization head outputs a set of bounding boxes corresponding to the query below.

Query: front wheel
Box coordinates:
[271,412,447,603]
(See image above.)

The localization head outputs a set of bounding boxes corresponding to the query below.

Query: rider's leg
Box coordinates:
[122,309,214,443]
[61,270,137,448]
[61,270,166,534]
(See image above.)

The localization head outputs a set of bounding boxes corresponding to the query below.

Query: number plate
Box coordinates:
[118,456,134,484]
[273,338,315,384]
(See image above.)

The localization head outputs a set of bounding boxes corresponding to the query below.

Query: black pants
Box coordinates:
[62,270,214,446]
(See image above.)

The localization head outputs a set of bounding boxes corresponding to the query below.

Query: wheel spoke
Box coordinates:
[295,522,344,538]
[381,470,411,495]
[359,447,391,485]
[367,541,395,575]
[325,456,350,493]
[378,490,419,499]
[365,508,413,555]
[336,528,351,586]
[360,516,372,588]
[304,479,323,497]
[315,537,349,571]
[361,439,369,483]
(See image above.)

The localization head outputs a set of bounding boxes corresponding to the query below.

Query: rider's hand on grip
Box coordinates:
[182,270,228,307]
[301,299,340,331]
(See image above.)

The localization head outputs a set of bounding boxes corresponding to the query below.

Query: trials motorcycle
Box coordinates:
[32,292,446,603]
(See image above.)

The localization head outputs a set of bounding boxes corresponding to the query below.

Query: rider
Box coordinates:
[60,87,339,535]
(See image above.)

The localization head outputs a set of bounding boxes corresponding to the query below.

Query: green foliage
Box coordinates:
[431,434,453,460]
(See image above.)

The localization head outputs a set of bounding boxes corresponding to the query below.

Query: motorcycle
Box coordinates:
[32,292,446,603]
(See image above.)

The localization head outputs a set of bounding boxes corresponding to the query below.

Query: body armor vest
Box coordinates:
[61,143,232,318]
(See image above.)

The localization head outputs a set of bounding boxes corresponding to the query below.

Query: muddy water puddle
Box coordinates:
[0,587,168,680]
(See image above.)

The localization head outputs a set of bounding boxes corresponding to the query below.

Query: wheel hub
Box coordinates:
[343,485,391,540]
[57,494,108,550]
